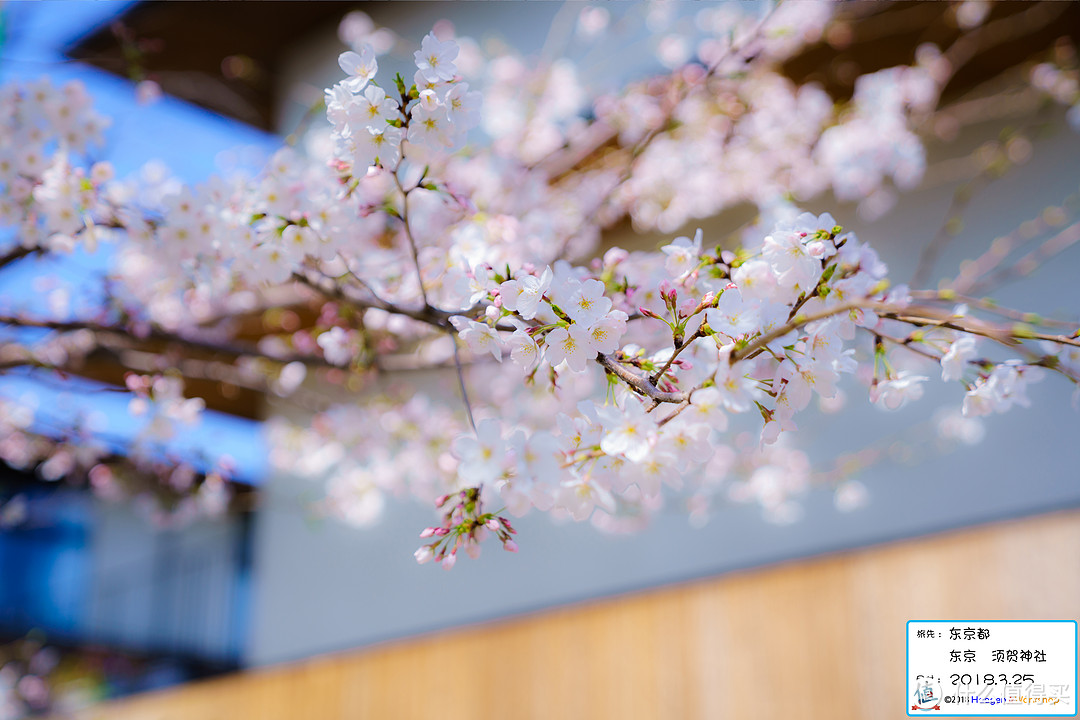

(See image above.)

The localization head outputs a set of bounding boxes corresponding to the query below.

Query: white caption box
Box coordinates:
[907,621,1077,716]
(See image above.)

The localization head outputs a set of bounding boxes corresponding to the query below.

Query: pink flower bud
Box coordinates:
[503,540,519,553]
[682,63,707,85]
[88,464,114,488]
[603,247,629,267]
[419,527,436,538]
[134,79,163,106]
[414,546,434,564]
[441,552,457,570]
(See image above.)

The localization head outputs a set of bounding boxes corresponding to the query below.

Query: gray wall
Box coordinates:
[88,502,248,662]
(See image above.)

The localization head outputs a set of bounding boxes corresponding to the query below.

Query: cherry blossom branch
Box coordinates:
[98,345,335,407]
[863,328,946,365]
[649,325,707,387]
[292,271,453,329]
[730,300,876,363]
[0,313,336,368]
[881,309,1080,350]
[602,293,1077,411]
[595,352,689,404]
[537,0,783,181]
[333,255,396,309]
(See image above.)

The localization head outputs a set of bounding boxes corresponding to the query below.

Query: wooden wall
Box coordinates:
[76,509,1080,720]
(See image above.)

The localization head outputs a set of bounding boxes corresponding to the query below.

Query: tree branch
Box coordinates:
[0,245,41,272]
[292,271,453,329]
[731,300,877,363]
[0,313,336,368]
[595,352,689,404]
[650,326,707,387]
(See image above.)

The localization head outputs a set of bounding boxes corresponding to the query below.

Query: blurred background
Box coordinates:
[0,2,1078,718]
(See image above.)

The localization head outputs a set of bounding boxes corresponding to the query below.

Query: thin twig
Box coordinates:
[392,172,431,309]
[965,221,1080,296]
[883,311,1080,350]
[943,2,1067,77]
[656,398,692,428]
[293,271,452,328]
[449,331,477,432]
[863,328,944,364]
[911,172,994,288]
[910,290,1078,329]
[650,326,706,386]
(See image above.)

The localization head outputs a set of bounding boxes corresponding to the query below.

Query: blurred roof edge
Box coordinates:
[66,1,364,131]
[66,2,1080,131]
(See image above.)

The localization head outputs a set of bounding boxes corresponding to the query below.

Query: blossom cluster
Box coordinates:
[0,8,1076,557]
[326,32,481,174]
[414,487,518,569]
[0,78,112,255]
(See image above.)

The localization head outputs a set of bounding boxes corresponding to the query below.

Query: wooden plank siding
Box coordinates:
[76,509,1080,720]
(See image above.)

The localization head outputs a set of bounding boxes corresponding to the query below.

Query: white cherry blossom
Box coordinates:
[338,46,378,92]
[660,228,702,278]
[870,371,928,410]
[450,316,503,362]
[941,336,977,382]
[544,324,595,373]
[507,329,541,372]
[414,32,459,83]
